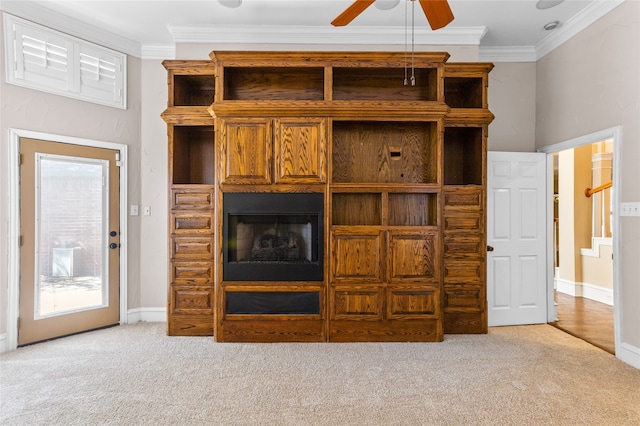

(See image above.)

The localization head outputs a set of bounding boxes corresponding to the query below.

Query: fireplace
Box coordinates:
[223,193,324,282]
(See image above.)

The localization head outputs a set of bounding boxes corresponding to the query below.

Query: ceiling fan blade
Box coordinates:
[331,0,376,26]
[418,0,454,30]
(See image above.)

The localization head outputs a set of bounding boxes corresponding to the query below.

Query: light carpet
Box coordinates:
[1,323,639,425]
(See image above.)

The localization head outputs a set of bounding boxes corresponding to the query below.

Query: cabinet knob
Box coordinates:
[487,245,494,252]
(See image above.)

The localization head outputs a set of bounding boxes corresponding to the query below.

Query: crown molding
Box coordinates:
[0,0,141,57]
[536,0,625,60]
[141,44,176,60]
[479,46,537,63]
[169,25,488,46]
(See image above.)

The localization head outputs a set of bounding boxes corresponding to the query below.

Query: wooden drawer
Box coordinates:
[171,186,214,210]
[388,287,438,319]
[170,286,214,314]
[444,187,483,210]
[444,261,484,284]
[443,234,484,258]
[171,236,215,259]
[331,287,383,320]
[444,287,483,313]
[171,212,215,235]
[444,212,482,232]
[171,261,215,285]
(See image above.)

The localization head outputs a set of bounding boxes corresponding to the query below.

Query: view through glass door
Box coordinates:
[18,138,120,345]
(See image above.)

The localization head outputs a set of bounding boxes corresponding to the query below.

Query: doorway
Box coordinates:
[18,138,121,345]
[7,129,129,350]
[550,142,615,354]
[539,127,621,356]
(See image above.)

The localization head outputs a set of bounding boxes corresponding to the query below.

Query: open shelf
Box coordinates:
[445,77,483,108]
[333,67,437,101]
[332,121,437,184]
[388,193,438,226]
[332,193,382,226]
[171,126,215,184]
[173,74,215,106]
[223,67,324,100]
[444,127,483,186]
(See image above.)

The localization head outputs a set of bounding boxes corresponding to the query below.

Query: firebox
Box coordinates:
[223,193,324,282]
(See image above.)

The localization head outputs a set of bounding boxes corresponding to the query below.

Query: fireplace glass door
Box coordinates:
[223,193,323,281]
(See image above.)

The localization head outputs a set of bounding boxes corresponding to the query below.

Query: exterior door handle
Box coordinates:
[487,245,494,252]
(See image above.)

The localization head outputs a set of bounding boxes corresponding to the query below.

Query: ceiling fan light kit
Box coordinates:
[374,0,401,10]
[218,0,242,8]
[536,0,565,10]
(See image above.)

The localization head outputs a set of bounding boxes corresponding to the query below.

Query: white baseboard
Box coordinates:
[555,278,613,306]
[617,342,640,369]
[581,282,614,305]
[0,333,6,353]
[127,307,166,323]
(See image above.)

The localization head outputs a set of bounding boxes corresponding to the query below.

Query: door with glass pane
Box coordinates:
[19,138,120,345]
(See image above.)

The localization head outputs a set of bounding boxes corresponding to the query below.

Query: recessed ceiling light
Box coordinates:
[544,21,561,31]
[374,0,401,11]
[536,0,565,10]
[219,0,242,8]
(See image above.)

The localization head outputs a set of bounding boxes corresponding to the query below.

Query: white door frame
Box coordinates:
[6,128,129,351]
[538,125,622,357]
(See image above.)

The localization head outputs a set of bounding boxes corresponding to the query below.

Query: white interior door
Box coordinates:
[487,151,547,326]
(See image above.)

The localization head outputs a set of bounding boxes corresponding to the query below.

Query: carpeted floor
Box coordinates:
[1,323,639,425]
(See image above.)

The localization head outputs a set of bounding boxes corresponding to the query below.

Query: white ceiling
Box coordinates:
[0,0,626,60]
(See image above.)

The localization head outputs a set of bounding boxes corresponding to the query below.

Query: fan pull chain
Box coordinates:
[404,0,408,86]
[411,0,415,86]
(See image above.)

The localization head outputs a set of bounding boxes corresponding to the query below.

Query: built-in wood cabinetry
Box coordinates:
[162,51,493,342]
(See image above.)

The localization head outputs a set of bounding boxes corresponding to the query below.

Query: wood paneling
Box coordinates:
[220,118,272,184]
[332,122,437,184]
[389,232,438,281]
[330,231,384,281]
[274,118,327,184]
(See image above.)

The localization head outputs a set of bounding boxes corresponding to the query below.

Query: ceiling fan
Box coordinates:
[331,0,454,30]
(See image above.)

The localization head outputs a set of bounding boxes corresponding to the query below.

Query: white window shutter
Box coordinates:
[20,24,74,92]
[3,14,126,109]
[78,43,126,106]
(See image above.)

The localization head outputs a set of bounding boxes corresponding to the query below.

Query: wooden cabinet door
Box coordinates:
[220,118,272,184]
[274,118,326,184]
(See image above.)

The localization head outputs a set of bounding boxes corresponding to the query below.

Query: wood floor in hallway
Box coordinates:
[551,291,615,354]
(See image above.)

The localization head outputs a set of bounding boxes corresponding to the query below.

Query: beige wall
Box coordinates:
[139,59,169,310]
[488,62,537,152]
[582,243,613,291]
[536,0,640,348]
[0,16,143,334]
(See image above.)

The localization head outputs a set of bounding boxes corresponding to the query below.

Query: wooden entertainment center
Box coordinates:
[161,51,494,342]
